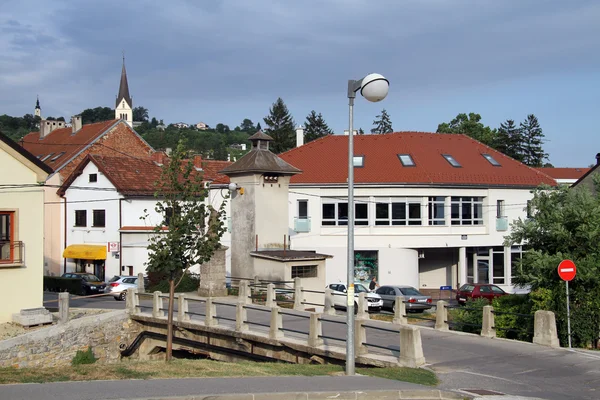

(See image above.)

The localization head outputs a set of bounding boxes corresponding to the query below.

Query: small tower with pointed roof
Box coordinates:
[115,55,133,127]
[34,96,41,118]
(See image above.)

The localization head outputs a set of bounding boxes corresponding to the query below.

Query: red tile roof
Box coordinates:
[279,132,556,187]
[21,120,120,172]
[534,167,590,180]
[201,160,232,184]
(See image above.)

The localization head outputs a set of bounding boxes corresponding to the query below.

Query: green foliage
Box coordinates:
[437,112,496,145]
[491,295,534,341]
[263,97,295,153]
[133,106,149,122]
[148,273,200,293]
[71,347,96,366]
[371,109,393,134]
[494,119,524,162]
[448,298,488,334]
[303,110,333,143]
[505,184,600,348]
[520,114,547,167]
[240,118,255,132]
[0,113,41,141]
[80,107,114,124]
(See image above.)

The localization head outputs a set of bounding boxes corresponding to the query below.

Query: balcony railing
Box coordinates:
[0,241,24,265]
[294,217,311,233]
[496,217,508,231]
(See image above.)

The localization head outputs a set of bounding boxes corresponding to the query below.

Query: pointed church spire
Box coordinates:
[116,54,132,108]
[34,95,41,118]
[35,95,40,109]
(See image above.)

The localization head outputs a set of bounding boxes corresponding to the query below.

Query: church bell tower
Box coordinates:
[115,55,133,127]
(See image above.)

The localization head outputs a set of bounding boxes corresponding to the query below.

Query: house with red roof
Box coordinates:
[57,154,231,280]
[278,132,556,293]
[535,167,590,186]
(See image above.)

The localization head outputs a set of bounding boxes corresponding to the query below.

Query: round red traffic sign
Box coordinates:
[558,260,576,281]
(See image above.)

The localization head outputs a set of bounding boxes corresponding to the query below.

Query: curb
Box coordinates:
[116,389,467,400]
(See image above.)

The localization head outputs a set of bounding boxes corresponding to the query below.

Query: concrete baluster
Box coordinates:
[236,303,248,332]
[177,293,190,322]
[205,297,218,327]
[393,296,407,325]
[435,300,449,331]
[137,272,145,293]
[238,280,252,305]
[308,312,323,347]
[323,288,336,315]
[399,325,426,367]
[266,283,276,308]
[127,288,139,314]
[269,307,284,339]
[152,291,164,318]
[354,318,368,355]
[533,310,560,348]
[357,292,370,320]
[481,305,496,338]
[58,292,69,324]
[293,277,303,310]
[253,276,260,299]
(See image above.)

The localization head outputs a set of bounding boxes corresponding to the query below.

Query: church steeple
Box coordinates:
[115,54,133,126]
[34,95,41,118]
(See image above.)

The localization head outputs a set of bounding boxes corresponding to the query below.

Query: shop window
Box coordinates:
[354,250,378,285]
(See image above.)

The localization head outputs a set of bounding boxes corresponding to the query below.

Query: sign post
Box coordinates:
[558,260,577,348]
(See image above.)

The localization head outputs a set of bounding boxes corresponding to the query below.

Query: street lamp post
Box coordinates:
[345,73,389,376]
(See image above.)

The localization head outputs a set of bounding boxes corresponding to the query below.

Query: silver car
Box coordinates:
[375,285,432,313]
[104,275,143,300]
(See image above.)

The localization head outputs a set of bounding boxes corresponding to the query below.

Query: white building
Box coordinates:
[196,122,209,130]
[278,132,556,293]
[173,122,189,129]
[58,153,231,281]
[535,167,590,186]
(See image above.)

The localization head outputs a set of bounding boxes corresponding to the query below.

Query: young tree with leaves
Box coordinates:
[494,119,524,162]
[437,113,496,145]
[263,97,295,153]
[371,109,393,134]
[358,128,365,135]
[133,106,149,122]
[520,114,547,167]
[303,110,333,143]
[142,141,227,361]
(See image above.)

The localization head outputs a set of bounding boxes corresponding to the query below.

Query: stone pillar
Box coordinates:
[357,292,370,320]
[308,313,323,347]
[152,291,164,318]
[236,303,248,332]
[323,288,336,315]
[293,277,303,310]
[481,305,496,338]
[253,276,260,298]
[533,310,560,348]
[137,273,145,293]
[177,293,190,322]
[205,298,218,327]
[58,292,69,324]
[354,318,368,355]
[458,247,467,288]
[238,280,252,305]
[435,300,449,331]
[266,283,276,308]
[393,296,407,325]
[269,307,283,339]
[127,288,139,314]
[399,325,426,367]
[198,246,228,297]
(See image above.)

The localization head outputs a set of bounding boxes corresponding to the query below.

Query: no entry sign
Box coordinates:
[558,259,576,282]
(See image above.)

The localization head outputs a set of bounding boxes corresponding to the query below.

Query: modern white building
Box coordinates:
[278,132,556,293]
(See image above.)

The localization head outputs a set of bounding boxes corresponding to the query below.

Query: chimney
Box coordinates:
[596,153,600,166]
[295,125,305,147]
[343,130,358,136]
[71,115,82,133]
[194,154,203,167]
[151,151,167,165]
[39,119,65,139]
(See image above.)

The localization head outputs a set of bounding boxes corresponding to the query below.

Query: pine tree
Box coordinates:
[256,122,261,131]
[520,114,547,167]
[371,109,393,134]
[494,119,524,162]
[304,110,333,143]
[263,97,295,153]
[358,128,365,135]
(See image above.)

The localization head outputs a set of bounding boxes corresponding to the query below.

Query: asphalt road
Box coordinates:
[40,293,600,399]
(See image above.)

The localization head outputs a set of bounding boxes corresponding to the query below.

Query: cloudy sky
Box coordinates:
[1,0,598,166]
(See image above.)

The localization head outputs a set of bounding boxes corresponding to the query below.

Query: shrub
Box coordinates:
[148,272,200,293]
[72,347,97,366]
[448,298,488,334]
[44,276,83,295]
[491,294,534,341]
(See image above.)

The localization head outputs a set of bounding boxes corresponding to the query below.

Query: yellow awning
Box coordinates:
[63,244,107,260]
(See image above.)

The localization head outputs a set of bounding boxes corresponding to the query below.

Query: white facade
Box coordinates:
[115,99,133,127]
[286,184,531,293]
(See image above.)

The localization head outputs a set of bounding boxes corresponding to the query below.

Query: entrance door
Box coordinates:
[94,260,105,281]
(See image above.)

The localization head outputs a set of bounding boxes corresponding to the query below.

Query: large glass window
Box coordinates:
[375,199,422,226]
[321,202,368,226]
[428,196,445,225]
[451,197,484,225]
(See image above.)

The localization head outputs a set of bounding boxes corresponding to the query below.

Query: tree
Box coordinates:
[133,106,149,122]
[520,114,547,167]
[505,183,600,347]
[215,123,230,134]
[240,118,255,132]
[263,97,295,153]
[358,128,365,135]
[80,107,114,124]
[303,110,333,143]
[437,113,496,145]
[494,119,524,162]
[142,141,227,361]
[371,109,393,134]
[150,117,158,128]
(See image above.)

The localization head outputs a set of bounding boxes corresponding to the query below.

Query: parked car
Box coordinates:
[326,282,383,312]
[456,283,508,305]
[104,275,146,300]
[61,273,106,295]
[375,285,432,313]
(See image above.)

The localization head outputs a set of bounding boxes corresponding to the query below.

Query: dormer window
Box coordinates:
[442,154,461,168]
[482,153,501,166]
[397,154,415,167]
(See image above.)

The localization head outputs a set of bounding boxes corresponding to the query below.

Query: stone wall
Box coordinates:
[0,310,143,368]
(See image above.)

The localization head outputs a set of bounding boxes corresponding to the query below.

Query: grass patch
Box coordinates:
[0,360,437,386]
[369,313,435,325]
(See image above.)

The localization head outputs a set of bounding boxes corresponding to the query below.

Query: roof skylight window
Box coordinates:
[397,154,415,167]
[41,153,54,162]
[482,153,501,166]
[50,152,66,162]
[442,154,461,168]
[353,155,364,167]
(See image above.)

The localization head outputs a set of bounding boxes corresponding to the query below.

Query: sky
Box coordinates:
[0,0,598,167]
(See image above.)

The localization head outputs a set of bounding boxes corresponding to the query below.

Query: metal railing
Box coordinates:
[0,240,24,264]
